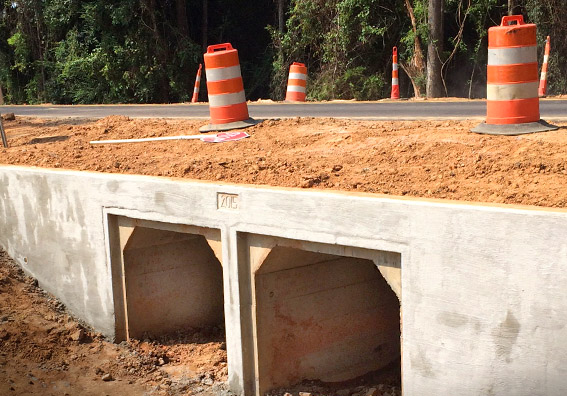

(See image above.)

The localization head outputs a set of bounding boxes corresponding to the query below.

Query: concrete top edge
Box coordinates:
[1,164,566,216]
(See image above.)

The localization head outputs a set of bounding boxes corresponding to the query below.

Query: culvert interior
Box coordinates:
[111,220,224,342]
[253,245,401,394]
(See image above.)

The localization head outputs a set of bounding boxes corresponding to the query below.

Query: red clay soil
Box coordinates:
[1,116,567,208]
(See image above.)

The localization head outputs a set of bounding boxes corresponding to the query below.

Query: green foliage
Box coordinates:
[0,0,565,104]
[524,0,567,95]
[270,0,401,100]
[7,32,30,73]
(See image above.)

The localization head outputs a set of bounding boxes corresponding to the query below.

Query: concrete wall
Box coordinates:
[254,247,400,393]
[1,165,567,396]
[123,228,223,339]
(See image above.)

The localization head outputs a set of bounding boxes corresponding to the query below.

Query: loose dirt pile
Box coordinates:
[1,116,567,208]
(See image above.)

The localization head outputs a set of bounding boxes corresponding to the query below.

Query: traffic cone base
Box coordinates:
[471,119,558,135]
[199,118,261,133]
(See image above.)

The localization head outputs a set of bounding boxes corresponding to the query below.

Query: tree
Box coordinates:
[426,0,443,97]
[202,0,208,50]
[401,0,426,98]
[508,0,518,15]
[277,0,285,33]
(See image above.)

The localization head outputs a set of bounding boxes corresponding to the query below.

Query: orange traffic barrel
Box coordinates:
[285,62,307,102]
[472,15,557,135]
[200,43,259,132]
[390,47,400,100]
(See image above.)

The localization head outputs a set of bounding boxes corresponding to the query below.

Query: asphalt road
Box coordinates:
[0,100,565,120]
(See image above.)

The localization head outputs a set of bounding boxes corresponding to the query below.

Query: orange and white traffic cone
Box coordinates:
[285,62,307,102]
[199,43,259,132]
[472,16,557,135]
[391,47,400,100]
[538,36,550,97]
[191,64,202,103]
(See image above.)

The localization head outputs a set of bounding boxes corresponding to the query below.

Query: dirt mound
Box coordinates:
[1,116,567,208]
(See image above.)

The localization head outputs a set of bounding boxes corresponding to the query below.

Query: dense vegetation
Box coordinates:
[0,0,564,104]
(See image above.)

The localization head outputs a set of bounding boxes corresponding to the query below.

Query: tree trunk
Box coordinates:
[202,0,208,50]
[508,0,518,15]
[402,0,426,98]
[0,86,4,105]
[145,0,169,102]
[176,0,189,37]
[277,0,285,33]
[426,0,444,98]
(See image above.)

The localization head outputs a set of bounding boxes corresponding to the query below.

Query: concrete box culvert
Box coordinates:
[240,234,402,395]
[108,216,224,342]
[3,167,567,396]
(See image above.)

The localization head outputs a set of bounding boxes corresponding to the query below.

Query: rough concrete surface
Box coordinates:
[1,165,567,395]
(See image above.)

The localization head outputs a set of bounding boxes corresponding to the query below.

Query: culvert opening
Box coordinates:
[109,222,229,383]
[121,226,224,340]
[254,246,401,395]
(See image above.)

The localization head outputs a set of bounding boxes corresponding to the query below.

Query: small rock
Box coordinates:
[366,388,379,396]
[70,328,86,343]
[0,330,10,340]
[301,179,314,188]
[299,392,312,396]
[101,373,113,382]
[201,377,214,386]
[283,393,293,396]
[332,164,343,172]
[2,113,15,121]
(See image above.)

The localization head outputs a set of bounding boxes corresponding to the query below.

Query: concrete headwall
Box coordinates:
[1,165,567,396]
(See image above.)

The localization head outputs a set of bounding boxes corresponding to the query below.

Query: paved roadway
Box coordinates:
[0,100,565,120]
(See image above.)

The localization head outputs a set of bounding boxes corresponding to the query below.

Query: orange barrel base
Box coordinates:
[471,120,558,135]
[199,117,260,133]
[199,103,259,132]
